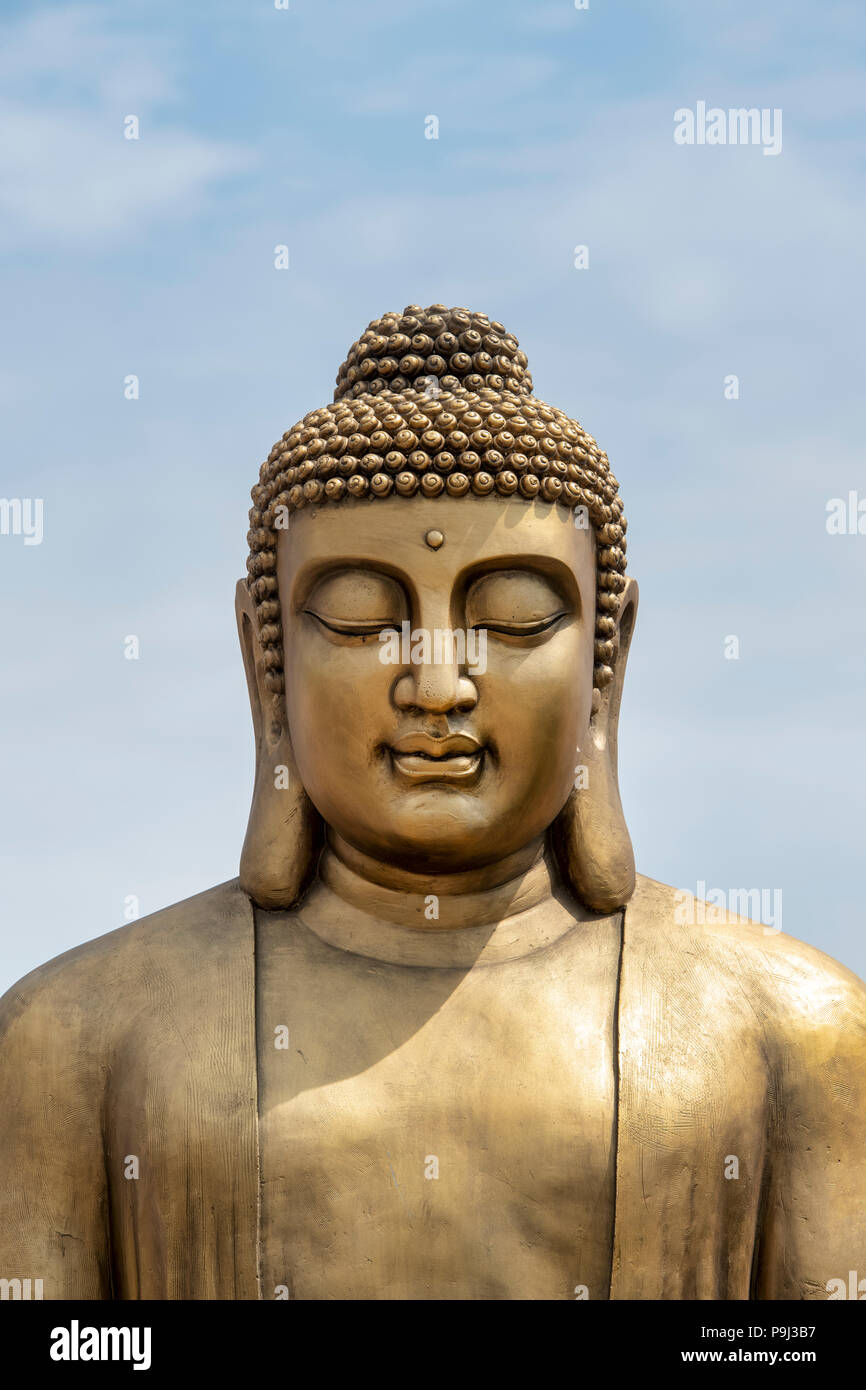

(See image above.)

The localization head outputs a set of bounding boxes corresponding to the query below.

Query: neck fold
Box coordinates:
[294,843,602,967]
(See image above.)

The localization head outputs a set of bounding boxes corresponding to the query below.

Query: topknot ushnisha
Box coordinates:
[247,304,627,710]
[334,303,533,400]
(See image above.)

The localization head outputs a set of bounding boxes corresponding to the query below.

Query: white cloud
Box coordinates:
[0,5,178,107]
[0,5,255,245]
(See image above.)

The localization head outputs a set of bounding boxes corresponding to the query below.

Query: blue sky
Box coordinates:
[1,0,865,992]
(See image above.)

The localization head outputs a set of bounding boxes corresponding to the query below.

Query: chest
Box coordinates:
[256,919,620,1299]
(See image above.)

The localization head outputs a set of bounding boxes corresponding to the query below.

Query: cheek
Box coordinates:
[285,637,394,772]
[481,631,591,771]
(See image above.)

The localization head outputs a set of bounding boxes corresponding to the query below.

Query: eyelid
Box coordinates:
[305,610,397,635]
[470,611,568,635]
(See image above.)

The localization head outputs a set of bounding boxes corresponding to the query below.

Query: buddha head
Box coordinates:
[236,304,637,914]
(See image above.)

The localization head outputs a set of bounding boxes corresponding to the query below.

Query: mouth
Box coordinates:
[388,733,485,784]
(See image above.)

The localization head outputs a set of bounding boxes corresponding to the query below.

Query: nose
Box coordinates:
[393,653,479,715]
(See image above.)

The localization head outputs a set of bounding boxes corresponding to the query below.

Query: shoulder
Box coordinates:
[0,879,254,1047]
[627,872,866,1040]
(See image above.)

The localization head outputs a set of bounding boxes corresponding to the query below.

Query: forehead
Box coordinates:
[279,495,595,600]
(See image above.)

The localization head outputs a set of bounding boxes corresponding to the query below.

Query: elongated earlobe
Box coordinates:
[235,580,321,908]
[552,580,638,913]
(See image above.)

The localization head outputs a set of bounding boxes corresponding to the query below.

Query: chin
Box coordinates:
[388,841,507,874]
[368,802,517,871]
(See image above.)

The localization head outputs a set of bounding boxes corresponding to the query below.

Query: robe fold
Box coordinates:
[1,873,864,1300]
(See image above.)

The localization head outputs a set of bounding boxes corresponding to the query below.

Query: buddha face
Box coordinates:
[278,495,596,873]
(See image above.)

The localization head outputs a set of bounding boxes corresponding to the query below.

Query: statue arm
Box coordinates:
[753,966,866,1300]
[0,965,111,1299]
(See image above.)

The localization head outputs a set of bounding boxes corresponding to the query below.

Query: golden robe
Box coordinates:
[0,874,863,1299]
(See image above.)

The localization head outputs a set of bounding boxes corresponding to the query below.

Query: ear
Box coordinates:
[235,580,322,909]
[596,576,638,776]
[236,579,266,754]
[551,577,638,913]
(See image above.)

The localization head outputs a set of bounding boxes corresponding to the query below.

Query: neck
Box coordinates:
[326,832,549,926]
[292,833,604,967]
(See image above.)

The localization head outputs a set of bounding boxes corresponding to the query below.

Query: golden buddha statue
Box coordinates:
[1,304,864,1302]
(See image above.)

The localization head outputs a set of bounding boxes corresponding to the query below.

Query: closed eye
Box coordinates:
[305,610,398,637]
[470,612,568,636]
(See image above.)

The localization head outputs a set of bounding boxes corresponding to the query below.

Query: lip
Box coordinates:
[389,732,485,784]
[391,733,482,757]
